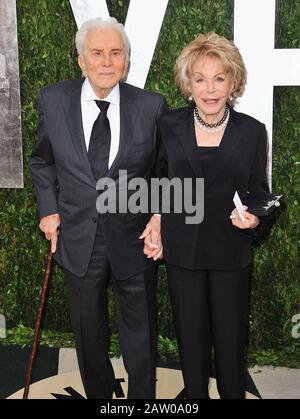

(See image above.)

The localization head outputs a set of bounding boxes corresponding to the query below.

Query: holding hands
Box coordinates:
[139,215,163,261]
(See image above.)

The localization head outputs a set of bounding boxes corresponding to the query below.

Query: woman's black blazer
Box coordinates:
[156,105,270,271]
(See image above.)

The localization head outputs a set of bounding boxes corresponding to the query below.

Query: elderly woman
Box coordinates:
[145,33,271,399]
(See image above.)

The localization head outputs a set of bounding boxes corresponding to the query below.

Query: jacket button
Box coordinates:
[92,216,98,223]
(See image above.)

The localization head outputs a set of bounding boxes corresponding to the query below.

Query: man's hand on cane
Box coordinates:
[39,213,61,253]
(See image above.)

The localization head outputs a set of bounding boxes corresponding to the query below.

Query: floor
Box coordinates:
[59,348,300,399]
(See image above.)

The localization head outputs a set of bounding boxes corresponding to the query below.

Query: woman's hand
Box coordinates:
[230,206,260,229]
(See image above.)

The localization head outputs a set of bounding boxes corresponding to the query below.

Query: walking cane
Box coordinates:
[23,243,53,399]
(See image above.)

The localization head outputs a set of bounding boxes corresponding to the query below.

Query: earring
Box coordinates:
[188,96,193,101]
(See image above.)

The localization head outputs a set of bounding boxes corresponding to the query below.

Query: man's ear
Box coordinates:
[78,55,86,76]
[122,60,130,81]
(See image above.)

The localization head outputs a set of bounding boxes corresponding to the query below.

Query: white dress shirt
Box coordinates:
[81,77,120,169]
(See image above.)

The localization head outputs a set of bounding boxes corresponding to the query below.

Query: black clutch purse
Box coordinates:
[243,193,284,217]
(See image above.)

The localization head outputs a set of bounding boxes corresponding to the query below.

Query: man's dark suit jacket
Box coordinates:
[30,79,167,280]
[157,105,271,271]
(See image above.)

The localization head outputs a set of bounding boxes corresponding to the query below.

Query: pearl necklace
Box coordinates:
[194,105,230,133]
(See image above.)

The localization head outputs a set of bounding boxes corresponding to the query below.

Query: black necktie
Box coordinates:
[88,100,111,182]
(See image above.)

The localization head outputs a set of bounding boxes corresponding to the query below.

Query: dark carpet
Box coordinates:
[0,345,59,399]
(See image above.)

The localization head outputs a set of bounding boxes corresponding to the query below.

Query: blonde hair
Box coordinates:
[174,32,247,105]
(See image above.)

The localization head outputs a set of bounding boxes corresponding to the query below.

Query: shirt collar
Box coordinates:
[81,77,120,105]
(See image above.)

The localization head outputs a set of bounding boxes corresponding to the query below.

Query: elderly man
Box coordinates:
[30,17,167,399]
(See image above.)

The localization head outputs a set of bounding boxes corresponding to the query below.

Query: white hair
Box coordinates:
[75,17,131,62]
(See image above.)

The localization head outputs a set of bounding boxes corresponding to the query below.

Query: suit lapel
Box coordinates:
[107,82,139,178]
[204,108,242,188]
[63,79,96,187]
[176,106,204,179]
